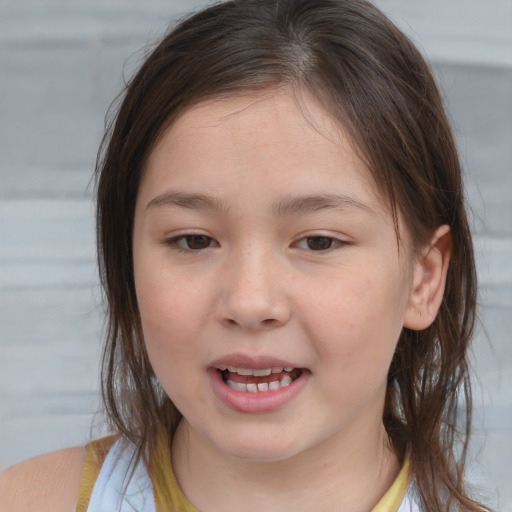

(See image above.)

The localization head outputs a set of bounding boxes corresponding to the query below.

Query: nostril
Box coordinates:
[223,317,280,329]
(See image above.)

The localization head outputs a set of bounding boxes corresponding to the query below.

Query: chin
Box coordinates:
[210,429,307,464]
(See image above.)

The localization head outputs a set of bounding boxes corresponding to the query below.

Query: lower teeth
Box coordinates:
[225,375,293,393]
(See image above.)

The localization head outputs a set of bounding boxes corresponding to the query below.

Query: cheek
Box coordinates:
[303,268,408,373]
[135,250,205,336]
[137,284,200,359]
[136,279,211,408]
[134,258,206,379]
[305,291,400,415]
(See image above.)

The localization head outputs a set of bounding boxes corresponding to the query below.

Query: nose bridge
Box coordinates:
[218,241,290,330]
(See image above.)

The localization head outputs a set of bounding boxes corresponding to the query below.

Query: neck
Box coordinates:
[171,419,400,512]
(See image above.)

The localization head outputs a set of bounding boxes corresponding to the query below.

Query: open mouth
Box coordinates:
[216,365,303,393]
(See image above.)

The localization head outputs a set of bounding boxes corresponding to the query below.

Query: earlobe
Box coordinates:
[403,225,451,331]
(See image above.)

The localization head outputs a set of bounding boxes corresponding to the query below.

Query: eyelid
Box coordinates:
[293,233,348,251]
[164,231,219,252]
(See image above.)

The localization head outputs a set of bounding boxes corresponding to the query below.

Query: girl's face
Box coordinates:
[133,89,419,463]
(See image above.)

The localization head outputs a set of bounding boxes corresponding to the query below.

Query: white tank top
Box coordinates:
[85,438,157,512]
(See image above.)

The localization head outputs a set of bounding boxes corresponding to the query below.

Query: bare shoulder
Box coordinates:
[0,445,86,512]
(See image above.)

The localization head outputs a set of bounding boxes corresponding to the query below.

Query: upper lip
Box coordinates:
[209,354,301,370]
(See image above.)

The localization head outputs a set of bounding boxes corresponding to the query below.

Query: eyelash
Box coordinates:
[294,236,344,251]
[164,234,345,253]
[165,234,218,252]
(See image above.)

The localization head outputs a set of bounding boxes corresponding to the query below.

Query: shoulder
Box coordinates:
[0,445,86,512]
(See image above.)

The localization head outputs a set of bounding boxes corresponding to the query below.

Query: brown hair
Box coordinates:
[96,1,488,510]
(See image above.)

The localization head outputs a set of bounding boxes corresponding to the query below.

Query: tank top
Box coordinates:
[76,434,420,511]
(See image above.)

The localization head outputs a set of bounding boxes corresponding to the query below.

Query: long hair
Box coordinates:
[95,1,488,510]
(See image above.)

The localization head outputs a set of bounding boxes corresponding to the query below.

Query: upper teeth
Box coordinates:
[226,375,293,393]
[217,365,294,375]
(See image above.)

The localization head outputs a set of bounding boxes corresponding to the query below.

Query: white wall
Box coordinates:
[376,0,512,66]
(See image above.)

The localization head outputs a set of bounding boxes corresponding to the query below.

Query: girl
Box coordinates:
[0,1,492,511]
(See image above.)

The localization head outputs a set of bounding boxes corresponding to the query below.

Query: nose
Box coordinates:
[215,245,291,331]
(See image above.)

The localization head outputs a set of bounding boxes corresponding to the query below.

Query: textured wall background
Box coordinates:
[1,0,511,509]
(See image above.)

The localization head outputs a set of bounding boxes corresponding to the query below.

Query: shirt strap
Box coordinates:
[75,435,119,512]
[372,455,411,512]
[150,430,199,512]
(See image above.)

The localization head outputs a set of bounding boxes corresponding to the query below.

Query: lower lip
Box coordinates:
[207,368,309,414]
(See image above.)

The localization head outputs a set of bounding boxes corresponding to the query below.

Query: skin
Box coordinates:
[132,88,451,512]
[0,447,85,512]
[0,88,450,511]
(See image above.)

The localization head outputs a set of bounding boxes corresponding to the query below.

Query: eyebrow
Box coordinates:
[146,191,230,213]
[273,193,376,217]
[146,191,375,216]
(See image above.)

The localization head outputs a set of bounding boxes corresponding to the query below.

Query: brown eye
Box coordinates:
[166,234,216,251]
[306,236,334,251]
[183,235,213,250]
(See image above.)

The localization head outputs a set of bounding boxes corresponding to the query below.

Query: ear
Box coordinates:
[403,225,451,331]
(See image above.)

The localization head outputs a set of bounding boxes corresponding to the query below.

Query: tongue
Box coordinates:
[221,369,300,384]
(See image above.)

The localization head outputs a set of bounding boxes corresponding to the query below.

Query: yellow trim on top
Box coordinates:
[75,435,119,512]
[372,456,411,512]
[151,431,199,512]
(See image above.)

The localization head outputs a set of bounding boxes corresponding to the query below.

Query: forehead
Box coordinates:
[142,88,391,219]
[169,89,342,143]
